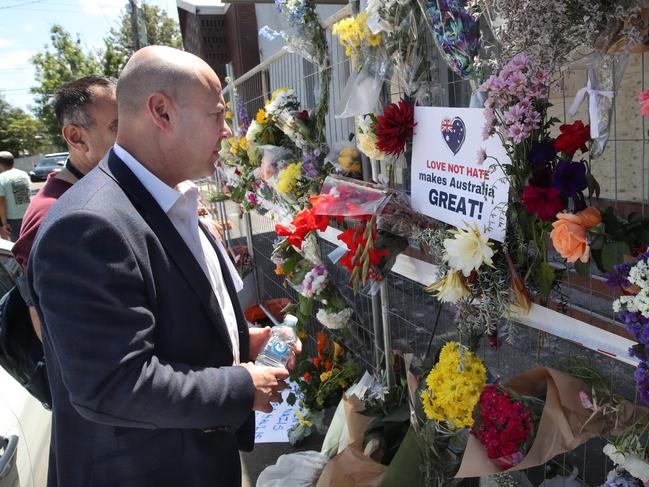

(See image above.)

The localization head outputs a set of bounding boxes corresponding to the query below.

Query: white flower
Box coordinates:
[604,442,649,481]
[316,308,352,330]
[443,223,495,276]
[246,120,263,144]
[426,270,470,303]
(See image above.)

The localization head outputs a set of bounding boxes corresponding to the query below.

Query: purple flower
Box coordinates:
[528,140,556,167]
[551,160,587,197]
[525,109,541,130]
[636,361,649,403]
[504,103,525,125]
[606,262,633,288]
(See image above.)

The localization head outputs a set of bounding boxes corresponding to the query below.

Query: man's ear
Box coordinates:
[147,92,174,132]
[61,124,88,154]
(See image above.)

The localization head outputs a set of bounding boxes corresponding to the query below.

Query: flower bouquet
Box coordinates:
[326,143,363,179]
[608,249,649,403]
[259,0,330,139]
[228,245,254,280]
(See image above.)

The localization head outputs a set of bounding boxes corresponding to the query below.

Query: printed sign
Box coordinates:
[254,381,303,444]
[410,107,511,242]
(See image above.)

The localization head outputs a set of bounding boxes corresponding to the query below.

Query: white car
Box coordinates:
[0,239,50,487]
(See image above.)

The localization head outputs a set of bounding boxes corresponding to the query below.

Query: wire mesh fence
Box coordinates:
[207,5,649,484]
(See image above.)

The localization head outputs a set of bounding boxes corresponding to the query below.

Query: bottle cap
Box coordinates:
[283,314,298,327]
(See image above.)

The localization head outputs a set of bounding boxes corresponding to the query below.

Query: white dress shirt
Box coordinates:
[113,144,243,364]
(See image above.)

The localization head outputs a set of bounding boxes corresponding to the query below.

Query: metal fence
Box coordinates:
[210,5,649,485]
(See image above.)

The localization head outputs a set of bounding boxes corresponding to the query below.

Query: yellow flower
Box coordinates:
[225,111,232,120]
[276,162,302,194]
[270,87,289,102]
[333,341,344,358]
[226,101,232,109]
[420,341,486,428]
[425,270,470,303]
[320,370,332,382]
[332,12,382,60]
[256,108,269,125]
[295,410,314,427]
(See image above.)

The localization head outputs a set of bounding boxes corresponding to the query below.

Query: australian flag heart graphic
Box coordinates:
[441,117,466,156]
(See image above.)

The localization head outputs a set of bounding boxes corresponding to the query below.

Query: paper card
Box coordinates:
[410,107,511,242]
[254,381,303,444]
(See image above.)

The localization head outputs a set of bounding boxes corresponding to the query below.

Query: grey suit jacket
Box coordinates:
[28,150,255,487]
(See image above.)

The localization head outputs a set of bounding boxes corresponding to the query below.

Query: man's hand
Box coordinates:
[249,326,271,361]
[0,223,11,240]
[240,363,289,413]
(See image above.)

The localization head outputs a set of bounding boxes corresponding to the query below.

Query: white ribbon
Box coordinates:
[568,78,614,139]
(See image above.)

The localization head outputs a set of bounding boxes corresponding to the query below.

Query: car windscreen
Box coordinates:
[37,157,66,167]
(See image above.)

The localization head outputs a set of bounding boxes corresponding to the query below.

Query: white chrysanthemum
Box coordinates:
[246,120,263,144]
[316,308,352,330]
[443,223,495,276]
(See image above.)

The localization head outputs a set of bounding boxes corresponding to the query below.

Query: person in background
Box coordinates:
[12,75,118,340]
[0,151,31,241]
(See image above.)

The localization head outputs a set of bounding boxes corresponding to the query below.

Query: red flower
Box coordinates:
[303,372,311,382]
[312,357,322,367]
[640,90,649,116]
[295,110,310,122]
[554,121,590,159]
[316,332,328,356]
[521,185,564,222]
[375,99,416,157]
[275,207,330,249]
[472,385,533,469]
[325,359,333,372]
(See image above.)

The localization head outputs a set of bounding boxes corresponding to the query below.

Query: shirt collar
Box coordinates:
[113,143,181,214]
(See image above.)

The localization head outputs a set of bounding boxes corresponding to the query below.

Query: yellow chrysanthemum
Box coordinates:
[320,371,332,382]
[276,162,302,194]
[420,341,486,429]
[256,108,269,125]
[225,111,232,120]
[271,87,289,102]
[332,12,382,59]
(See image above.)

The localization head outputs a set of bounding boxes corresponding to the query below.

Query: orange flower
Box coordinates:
[312,357,322,367]
[274,266,285,276]
[333,341,344,358]
[316,332,329,355]
[325,359,333,371]
[303,372,311,382]
[550,208,601,263]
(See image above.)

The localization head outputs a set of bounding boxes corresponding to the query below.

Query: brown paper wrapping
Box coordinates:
[455,367,644,478]
[317,442,386,487]
[343,395,374,448]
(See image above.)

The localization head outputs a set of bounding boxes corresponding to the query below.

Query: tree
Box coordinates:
[103,4,183,77]
[30,25,102,148]
[0,95,46,156]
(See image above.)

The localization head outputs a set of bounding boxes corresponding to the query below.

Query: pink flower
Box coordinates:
[507,121,528,144]
[639,89,649,116]
[505,103,525,125]
[525,109,541,131]
[477,148,487,165]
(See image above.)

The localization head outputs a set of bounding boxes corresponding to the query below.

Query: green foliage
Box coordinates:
[30,25,103,149]
[0,95,46,155]
[103,4,183,77]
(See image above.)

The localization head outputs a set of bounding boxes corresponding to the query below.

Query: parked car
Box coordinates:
[29,153,67,182]
[0,240,50,487]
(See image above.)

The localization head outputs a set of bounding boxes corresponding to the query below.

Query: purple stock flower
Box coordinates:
[606,262,633,288]
[551,160,587,197]
[302,152,321,178]
[636,361,649,403]
[528,140,556,168]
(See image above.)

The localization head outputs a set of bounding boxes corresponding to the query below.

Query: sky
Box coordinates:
[0,0,181,115]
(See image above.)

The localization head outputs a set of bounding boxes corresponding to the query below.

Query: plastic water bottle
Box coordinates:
[255,315,299,368]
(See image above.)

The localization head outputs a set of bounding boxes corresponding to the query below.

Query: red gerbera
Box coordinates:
[375,99,416,157]
[554,120,590,159]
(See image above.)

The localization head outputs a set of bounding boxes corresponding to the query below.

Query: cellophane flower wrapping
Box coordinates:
[419,0,481,79]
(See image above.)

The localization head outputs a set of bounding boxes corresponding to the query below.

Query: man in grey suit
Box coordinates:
[28,46,293,486]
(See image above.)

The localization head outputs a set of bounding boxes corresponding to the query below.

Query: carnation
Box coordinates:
[316,307,353,330]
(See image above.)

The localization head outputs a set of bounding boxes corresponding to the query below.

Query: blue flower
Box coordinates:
[528,140,556,167]
[551,160,587,197]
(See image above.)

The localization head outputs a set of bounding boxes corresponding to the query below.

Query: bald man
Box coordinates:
[28,46,294,487]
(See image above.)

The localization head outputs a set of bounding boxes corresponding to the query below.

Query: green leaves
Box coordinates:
[535,262,556,305]
[600,241,631,273]
[574,259,591,279]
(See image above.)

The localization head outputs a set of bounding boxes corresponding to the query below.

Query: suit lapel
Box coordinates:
[102,151,234,357]
[199,223,251,363]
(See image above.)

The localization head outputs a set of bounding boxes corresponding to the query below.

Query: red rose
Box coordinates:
[521,185,564,221]
[554,120,590,159]
[375,99,416,157]
[295,110,310,122]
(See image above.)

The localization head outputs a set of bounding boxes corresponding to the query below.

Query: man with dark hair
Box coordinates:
[0,150,31,241]
[13,75,117,339]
